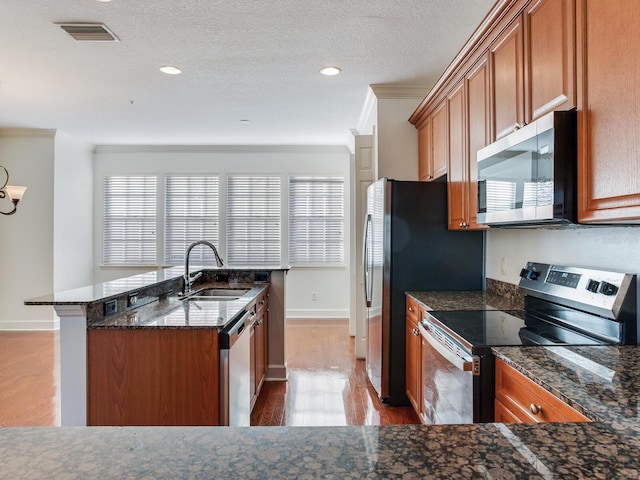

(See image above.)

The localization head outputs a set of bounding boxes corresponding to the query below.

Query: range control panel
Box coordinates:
[518,262,636,319]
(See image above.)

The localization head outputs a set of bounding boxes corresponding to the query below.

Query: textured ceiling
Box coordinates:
[0,0,495,146]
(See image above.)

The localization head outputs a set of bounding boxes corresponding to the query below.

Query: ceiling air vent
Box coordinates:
[57,23,120,42]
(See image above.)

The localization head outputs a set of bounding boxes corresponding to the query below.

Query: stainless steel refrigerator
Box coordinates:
[363,178,484,405]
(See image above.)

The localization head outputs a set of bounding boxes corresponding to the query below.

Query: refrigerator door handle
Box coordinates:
[363,213,372,307]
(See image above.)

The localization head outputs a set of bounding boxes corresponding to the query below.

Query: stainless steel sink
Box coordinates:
[182,288,250,301]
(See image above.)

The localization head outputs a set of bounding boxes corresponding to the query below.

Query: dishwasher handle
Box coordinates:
[220,310,255,349]
[418,321,480,376]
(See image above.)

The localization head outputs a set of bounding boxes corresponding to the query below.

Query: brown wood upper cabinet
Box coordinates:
[490,14,525,140]
[417,101,448,182]
[524,0,576,121]
[490,0,576,141]
[448,54,491,230]
[446,81,469,229]
[576,0,640,222]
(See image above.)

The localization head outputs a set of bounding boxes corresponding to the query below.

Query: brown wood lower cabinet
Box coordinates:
[495,358,590,424]
[87,328,220,426]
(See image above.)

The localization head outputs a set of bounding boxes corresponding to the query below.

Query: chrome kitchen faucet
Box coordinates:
[183,240,224,295]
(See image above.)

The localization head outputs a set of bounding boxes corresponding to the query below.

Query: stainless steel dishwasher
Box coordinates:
[219,309,255,426]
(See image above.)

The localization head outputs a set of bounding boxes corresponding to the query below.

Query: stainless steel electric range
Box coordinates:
[419,262,637,424]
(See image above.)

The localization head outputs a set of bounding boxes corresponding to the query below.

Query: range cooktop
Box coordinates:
[424,308,613,353]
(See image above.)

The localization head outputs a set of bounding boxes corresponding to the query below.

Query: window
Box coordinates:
[165,176,219,265]
[289,177,344,265]
[226,176,281,265]
[102,176,157,265]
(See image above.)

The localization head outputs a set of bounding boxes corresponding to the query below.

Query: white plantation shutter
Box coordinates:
[165,176,219,265]
[103,176,157,265]
[227,176,281,265]
[289,177,344,265]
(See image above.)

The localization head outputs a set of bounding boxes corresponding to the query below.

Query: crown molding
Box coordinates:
[0,128,56,138]
[369,84,430,99]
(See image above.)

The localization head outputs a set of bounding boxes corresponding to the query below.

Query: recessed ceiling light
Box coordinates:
[160,65,182,75]
[320,66,341,76]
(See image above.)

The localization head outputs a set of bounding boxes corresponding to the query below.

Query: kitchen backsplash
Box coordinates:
[486,277,524,306]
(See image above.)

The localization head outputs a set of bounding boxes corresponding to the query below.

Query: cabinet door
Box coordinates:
[495,359,589,423]
[405,315,421,414]
[490,15,525,140]
[577,0,640,222]
[447,81,467,229]
[524,0,576,120]
[417,117,432,181]
[430,101,448,180]
[466,53,491,230]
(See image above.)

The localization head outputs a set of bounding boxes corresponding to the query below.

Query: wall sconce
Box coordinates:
[0,166,27,216]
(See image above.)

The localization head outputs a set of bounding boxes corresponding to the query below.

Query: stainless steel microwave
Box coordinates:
[477,110,576,227]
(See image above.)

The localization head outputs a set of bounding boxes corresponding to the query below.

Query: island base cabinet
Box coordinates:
[87,329,220,426]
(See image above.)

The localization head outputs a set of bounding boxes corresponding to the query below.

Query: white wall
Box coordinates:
[357,86,428,182]
[53,131,94,292]
[0,130,95,330]
[0,130,56,330]
[487,226,640,284]
[93,145,351,319]
[375,97,421,181]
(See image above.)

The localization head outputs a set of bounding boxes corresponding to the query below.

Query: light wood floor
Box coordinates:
[251,319,420,426]
[0,331,61,426]
[0,321,419,427]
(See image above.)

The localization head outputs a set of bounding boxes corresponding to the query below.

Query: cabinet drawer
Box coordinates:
[495,358,590,423]
[406,296,421,322]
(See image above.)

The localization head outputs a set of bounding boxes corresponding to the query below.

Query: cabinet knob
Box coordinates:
[408,306,415,313]
[412,328,420,336]
[428,175,433,180]
[529,403,542,415]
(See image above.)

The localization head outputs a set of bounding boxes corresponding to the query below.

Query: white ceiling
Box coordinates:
[0,0,495,146]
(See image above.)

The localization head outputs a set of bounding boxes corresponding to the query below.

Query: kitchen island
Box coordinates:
[4,346,640,478]
[25,267,287,426]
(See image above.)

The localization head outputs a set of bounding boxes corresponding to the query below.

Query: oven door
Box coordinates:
[418,321,483,424]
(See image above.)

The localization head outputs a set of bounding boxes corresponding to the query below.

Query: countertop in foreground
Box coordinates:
[5,345,640,478]
[2,420,639,479]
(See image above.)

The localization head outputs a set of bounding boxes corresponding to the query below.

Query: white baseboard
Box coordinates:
[286,308,349,319]
[0,318,59,331]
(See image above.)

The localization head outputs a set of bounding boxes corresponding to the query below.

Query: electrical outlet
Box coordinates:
[128,292,138,307]
[500,257,507,276]
[104,299,117,316]
[311,292,317,301]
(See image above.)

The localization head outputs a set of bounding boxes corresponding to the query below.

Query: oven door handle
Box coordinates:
[418,322,480,376]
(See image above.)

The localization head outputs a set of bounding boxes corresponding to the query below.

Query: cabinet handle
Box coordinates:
[529,403,542,415]
[459,222,468,228]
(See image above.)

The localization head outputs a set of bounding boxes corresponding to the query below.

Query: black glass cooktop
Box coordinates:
[424,309,608,352]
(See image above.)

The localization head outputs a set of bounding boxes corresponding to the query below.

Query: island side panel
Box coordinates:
[266,271,287,380]
[87,328,219,426]
[56,305,89,426]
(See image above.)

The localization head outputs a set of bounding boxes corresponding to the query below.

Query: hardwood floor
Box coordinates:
[0,331,60,426]
[251,319,420,426]
[0,321,419,427]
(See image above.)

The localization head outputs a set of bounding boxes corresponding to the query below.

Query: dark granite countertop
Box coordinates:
[407,290,524,311]
[493,345,640,426]
[2,420,640,479]
[3,347,640,477]
[90,284,268,329]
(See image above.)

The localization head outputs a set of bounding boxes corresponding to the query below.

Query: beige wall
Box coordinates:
[486,226,640,284]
